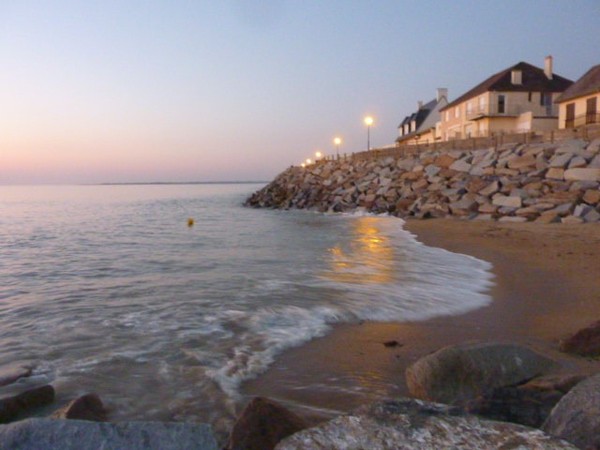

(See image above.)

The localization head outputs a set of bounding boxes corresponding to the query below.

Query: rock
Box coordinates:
[51,393,107,422]
[0,385,55,424]
[492,195,522,208]
[276,399,576,450]
[543,373,600,449]
[568,156,587,169]
[536,212,560,224]
[464,374,585,428]
[498,216,528,223]
[545,168,565,180]
[0,366,32,387]
[549,152,573,169]
[559,320,600,356]
[583,189,600,205]
[561,216,584,224]
[227,397,307,450]
[508,155,536,169]
[479,180,500,197]
[564,168,600,182]
[449,159,472,173]
[584,208,600,222]
[405,343,555,405]
[0,418,218,450]
[433,154,456,168]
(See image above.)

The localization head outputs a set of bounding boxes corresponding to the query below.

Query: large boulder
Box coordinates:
[226,397,308,450]
[0,365,32,387]
[559,320,600,356]
[276,399,576,449]
[0,418,218,450]
[51,393,108,421]
[543,373,600,449]
[464,373,585,428]
[0,385,55,424]
[405,343,555,405]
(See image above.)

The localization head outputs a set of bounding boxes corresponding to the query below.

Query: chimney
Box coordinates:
[544,55,553,80]
[417,100,423,110]
[437,88,448,102]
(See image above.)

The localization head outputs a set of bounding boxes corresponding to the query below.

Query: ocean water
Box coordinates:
[0,184,493,426]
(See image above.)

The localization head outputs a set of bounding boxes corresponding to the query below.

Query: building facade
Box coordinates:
[439,57,572,141]
[555,64,600,129]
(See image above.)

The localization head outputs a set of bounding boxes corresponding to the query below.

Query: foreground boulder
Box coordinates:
[464,373,585,428]
[0,385,55,424]
[0,365,32,387]
[51,393,108,421]
[405,343,555,405]
[276,399,576,449]
[543,373,600,449]
[0,418,218,450]
[227,397,308,450]
[559,320,600,356]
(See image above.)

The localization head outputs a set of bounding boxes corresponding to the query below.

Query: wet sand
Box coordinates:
[242,219,600,423]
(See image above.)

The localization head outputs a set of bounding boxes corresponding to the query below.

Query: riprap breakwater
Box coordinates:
[246,139,600,223]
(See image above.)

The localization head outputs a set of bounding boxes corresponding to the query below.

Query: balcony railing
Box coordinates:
[465,103,558,120]
[564,113,600,128]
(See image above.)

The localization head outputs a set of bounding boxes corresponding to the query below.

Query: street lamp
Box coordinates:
[333,137,342,159]
[315,151,322,160]
[306,158,312,165]
[364,116,374,151]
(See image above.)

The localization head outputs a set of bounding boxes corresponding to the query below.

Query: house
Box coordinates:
[555,64,600,129]
[396,88,448,145]
[439,56,573,141]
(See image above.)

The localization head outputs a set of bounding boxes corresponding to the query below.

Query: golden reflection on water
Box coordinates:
[322,217,394,284]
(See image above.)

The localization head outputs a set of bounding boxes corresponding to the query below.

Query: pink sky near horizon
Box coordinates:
[1,1,599,184]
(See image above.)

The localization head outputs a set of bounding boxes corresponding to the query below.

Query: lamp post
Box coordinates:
[364,116,374,151]
[333,137,342,159]
[315,151,322,161]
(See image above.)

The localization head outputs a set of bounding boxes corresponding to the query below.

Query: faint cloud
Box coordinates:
[231,0,286,30]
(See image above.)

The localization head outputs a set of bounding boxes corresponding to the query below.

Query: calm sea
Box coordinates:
[0,184,492,427]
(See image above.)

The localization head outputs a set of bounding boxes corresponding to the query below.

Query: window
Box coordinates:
[446,111,450,121]
[479,96,485,113]
[565,103,575,128]
[540,92,552,106]
[466,102,472,115]
[455,107,460,118]
[528,92,532,102]
[498,95,506,114]
[586,97,598,124]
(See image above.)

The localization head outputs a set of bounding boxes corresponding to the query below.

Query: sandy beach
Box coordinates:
[242,219,600,423]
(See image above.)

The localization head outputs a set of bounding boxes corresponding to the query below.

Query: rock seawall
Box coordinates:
[246,139,600,223]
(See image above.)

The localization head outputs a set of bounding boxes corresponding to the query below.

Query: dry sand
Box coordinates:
[242,219,600,422]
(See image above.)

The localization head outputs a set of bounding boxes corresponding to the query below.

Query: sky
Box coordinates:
[1,0,599,184]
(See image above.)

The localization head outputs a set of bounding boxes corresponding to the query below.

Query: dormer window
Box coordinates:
[511,70,522,85]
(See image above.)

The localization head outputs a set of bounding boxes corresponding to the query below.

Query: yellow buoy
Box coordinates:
[187,218,195,227]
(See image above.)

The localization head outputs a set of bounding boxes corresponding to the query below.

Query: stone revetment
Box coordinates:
[246,138,600,224]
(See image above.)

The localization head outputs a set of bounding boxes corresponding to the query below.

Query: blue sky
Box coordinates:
[1,0,599,183]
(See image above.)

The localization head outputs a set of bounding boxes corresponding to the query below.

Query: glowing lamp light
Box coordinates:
[306,158,312,164]
[301,163,306,168]
[315,151,322,159]
[364,116,374,126]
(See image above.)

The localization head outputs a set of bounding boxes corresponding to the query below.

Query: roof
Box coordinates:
[440,61,573,111]
[396,96,447,142]
[555,64,600,103]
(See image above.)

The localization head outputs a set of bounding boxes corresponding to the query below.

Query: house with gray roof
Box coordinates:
[396,88,448,145]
